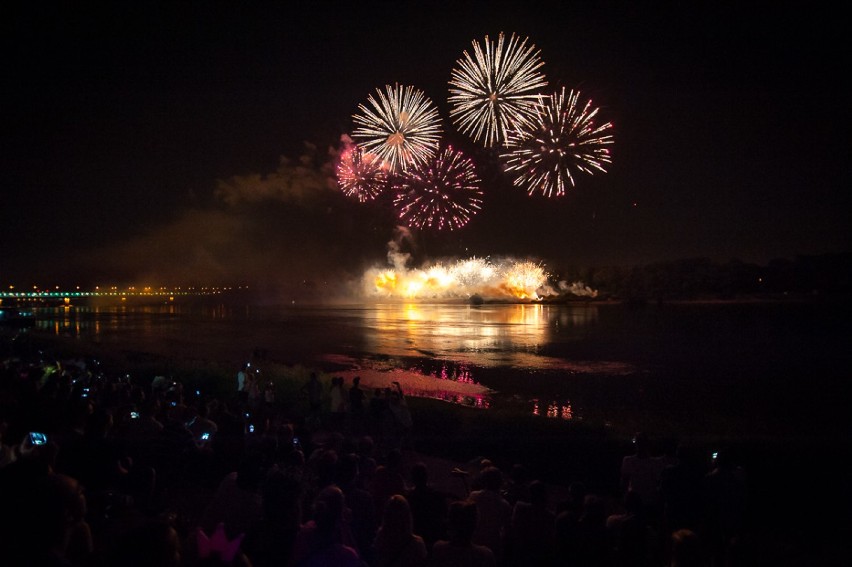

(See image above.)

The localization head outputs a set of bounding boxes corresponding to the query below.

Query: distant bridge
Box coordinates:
[0,288,233,301]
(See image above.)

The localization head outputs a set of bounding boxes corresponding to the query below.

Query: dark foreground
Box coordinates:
[1,331,850,566]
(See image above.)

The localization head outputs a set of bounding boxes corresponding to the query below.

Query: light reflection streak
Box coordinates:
[23,303,631,420]
[533,398,574,420]
[364,303,599,369]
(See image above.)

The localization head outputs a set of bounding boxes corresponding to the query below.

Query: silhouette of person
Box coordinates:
[348,376,366,433]
[468,466,512,563]
[373,494,427,567]
[620,432,665,527]
[669,528,705,567]
[507,479,555,566]
[406,461,449,551]
[236,364,249,403]
[431,499,496,567]
[702,448,747,567]
[302,373,323,430]
[289,485,362,566]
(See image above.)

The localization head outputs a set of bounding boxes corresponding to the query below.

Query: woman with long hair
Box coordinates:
[373,494,427,567]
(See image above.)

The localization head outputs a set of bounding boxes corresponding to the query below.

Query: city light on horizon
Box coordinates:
[0,285,240,299]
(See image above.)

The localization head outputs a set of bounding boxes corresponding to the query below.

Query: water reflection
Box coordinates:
[25,302,624,419]
[329,359,492,410]
[533,399,575,420]
[33,304,192,341]
[363,303,599,368]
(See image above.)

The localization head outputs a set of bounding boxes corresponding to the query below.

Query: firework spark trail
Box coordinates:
[393,146,483,231]
[352,83,442,173]
[335,141,389,202]
[449,32,548,147]
[501,88,614,197]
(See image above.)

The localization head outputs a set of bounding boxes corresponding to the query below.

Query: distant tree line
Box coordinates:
[553,252,852,301]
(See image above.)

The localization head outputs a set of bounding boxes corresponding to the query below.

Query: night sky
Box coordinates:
[3,2,848,290]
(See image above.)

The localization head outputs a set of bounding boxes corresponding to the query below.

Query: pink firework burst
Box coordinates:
[336,144,389,202]
[393,146,483,231]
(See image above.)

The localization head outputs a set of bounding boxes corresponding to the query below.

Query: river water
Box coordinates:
[15,298,852,440]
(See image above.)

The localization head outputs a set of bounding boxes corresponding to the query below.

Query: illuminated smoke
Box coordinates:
[558,280,598,298]
[214,143,336,205]
[386,226,415,271]
[360,241,596,301]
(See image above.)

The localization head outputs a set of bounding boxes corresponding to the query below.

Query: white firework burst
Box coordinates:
[501,88,614,197]
[448,32,548,147]
[352,83,442,173]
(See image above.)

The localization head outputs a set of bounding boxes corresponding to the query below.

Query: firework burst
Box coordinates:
[351,83,442,173]
[448,32,548,148]
[364,257,559,300]
[393,146,483,231]
[500,87,614,197]
[450,257,497,287]
[501,260,549,299]
[336,143,389,202]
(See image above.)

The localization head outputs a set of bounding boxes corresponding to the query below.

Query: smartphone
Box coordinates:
[29,432,48,445]
[292,437,300,445]
[200,432,211,441]
[170,401,177,407]
[248,424,255,433]
[130,411,140,419]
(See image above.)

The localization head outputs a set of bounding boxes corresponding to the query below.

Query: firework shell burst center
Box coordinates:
[351,83,442,174]
[501,88,614,198]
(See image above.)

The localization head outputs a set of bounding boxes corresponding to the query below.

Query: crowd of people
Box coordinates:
[0,336,752,566]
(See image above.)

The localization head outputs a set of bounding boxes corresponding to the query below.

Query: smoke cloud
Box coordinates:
[70,143,391,295]
[64,141,596,304]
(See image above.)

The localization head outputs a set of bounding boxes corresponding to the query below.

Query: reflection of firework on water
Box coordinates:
[501,260,549,299]
[501,88,614,197]
[533,399,574,420]
[393,146,483,231]
[363,256,559,300]
[352,83,442,173]
[449,32,548,148]
[336,143,389,202]
[331,366,490,409]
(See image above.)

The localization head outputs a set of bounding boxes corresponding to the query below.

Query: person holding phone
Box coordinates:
[186,402,218,450]
[620,432,667,532]
[388,381,413,449]
[17,430,52,459]
[237,363,249,404]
